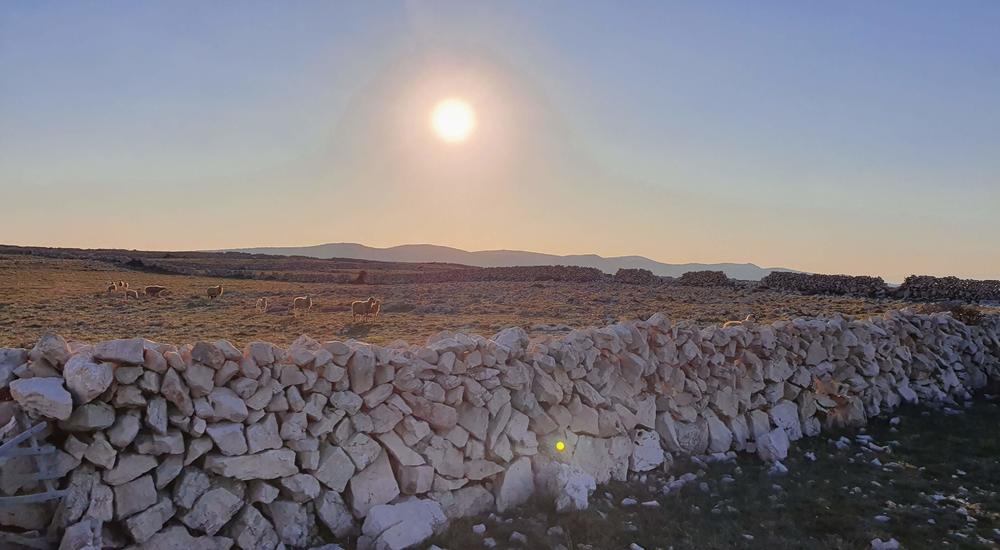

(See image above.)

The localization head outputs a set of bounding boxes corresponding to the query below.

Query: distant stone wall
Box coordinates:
[612,268,659,285]
[759,272,887,298]
[2,309,999,549]
[897,275,1000,303]
[677,270,733,287]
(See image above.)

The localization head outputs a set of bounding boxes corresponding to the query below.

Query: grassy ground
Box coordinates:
[433,394,1000,549]
[0,254,914,348]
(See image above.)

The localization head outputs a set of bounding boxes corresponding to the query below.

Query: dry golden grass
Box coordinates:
[0,254,915,348]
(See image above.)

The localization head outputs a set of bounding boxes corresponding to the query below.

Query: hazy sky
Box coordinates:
[2,1,998,282]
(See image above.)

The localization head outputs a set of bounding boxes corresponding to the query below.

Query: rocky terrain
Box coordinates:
[1,305,998,549]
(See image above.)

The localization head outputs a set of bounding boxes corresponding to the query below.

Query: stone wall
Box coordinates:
[676,270,733,287]
[2,309,999,549]
[897,275,1000,303]
[759,272,887,298]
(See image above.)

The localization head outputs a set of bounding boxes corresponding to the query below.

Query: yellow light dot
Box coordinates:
[555,440,566,453]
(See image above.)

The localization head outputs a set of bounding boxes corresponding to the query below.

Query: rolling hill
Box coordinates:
[224,243,798,280]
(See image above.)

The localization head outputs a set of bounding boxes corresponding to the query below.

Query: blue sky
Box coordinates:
[1,1,998,281]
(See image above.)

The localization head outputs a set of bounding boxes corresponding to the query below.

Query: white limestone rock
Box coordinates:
[63,354,114,404]
[9,377,73,420]
[494,456,534,513]
[204,449,298,480]
[630,429,665,472]
[348,450,400,518]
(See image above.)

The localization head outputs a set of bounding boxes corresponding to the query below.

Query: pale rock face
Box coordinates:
[172,469,211,510]
[136,525,232,550]
[349,348,376,393]
[94,338,145,365]
[206,422,248,456]
[348,450,400,518]
[204,449,298,480]
[756,427,790,462]
[161,368,195,417]
[706,414,734,454]
[58,517,102,550]
[278,473,322,503]
[104,453,158,486]
[9,377,74,420]
[208,387,249,422]
[493,327,529,355]
[181,487,243,535]
[769,400,803,441]
[398,464,435,495]
[191,341,225,369]
[183,364,216,398]
[246,413,283,454]
[536,459,597,513]
[31,332,72,368]
[124,496,176,543]
[464,459,505,481]
[377,431,425,466]
[494,457,534,513]
[267,500,314,548]
[227,503,279,550]
[316,490,357,538]
[313,443,356,492]
[457,402,490,441]
[60,402,116,431]
[440,485,495,519]
[630,429,665,472]
[362,499,447,550]
[113,474,157,520]
[63,354,114,404]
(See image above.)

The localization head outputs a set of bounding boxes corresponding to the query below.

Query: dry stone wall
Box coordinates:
[2,309,999,550]
[676,270,733,287]
[897,275,1000,303]
[760,272,888,298]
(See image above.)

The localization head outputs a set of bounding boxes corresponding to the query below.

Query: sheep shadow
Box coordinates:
[340,322,375,338]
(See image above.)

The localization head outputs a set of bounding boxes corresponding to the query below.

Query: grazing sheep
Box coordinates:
[256,297,269,313]
[144,285,168,297]
[119,281,128,289]
[366,299,381,322]
[207,285,224,300]
[124,289,139,300]
[351,297,376,322]
[722,314,756,328]
[107,282,117,294]
[292,296,312,314]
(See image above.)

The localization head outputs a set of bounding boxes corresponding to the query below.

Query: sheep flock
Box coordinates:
[102,280,384,323]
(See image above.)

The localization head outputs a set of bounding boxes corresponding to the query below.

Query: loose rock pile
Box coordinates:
[677,270,733,287]
[760,272,887,298]
[2,309,999,549]
[613,269,659,285]
[897,275,1000,303]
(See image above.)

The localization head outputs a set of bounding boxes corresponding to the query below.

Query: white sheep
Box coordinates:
[722,314,756,328]
[256,297,270,313]
[352,297,376,322]
[367,299,381,322]
[207,285,224,300]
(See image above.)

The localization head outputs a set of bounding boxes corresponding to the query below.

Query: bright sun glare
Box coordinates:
[431,98,475,143]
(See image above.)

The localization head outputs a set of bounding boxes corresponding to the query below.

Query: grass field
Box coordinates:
[433,394,1000,550]
[0,253,914,348]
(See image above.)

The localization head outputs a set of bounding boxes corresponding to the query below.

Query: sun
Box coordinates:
[430,98,476,143]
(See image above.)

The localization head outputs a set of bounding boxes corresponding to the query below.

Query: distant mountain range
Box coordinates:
[222,243,799,281]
